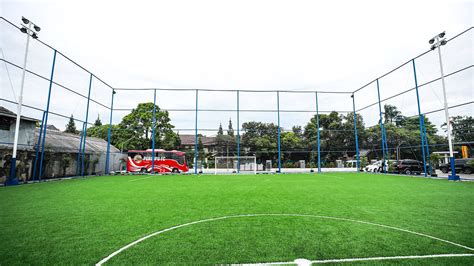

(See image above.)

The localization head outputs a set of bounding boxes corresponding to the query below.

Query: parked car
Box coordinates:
[365,161,381,172]
[395,159,424,175]
[439,158,474,174]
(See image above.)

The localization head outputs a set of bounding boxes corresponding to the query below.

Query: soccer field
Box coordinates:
[1,173,473,265]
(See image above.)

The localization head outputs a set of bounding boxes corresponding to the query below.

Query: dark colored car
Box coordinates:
[395,159,424,175]
[439,158,473,174]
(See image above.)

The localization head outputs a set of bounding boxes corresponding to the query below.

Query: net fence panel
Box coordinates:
[214,156,256,174]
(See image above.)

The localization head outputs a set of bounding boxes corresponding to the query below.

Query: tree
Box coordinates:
[228,118,234,137]
[94,115,102,127]
[384,104,401,125]
[241,122,279,162]
[87,102,178,151]
[217,123,224,136]
[65,115,78,134]
[443,116,474,143]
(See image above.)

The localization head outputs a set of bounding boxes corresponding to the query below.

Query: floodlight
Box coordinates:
[34,25,41,32]
[20,27,27,33]
[21,17,29,24]
[440,39,447,45]
[429,38,435,44]
[32,33,38,39]
[438,32,445,38]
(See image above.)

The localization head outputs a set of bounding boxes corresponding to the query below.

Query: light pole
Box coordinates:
[7,17,40,186]
[429,31,459,181]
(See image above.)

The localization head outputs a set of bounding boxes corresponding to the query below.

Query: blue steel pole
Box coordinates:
[277,91,281,173]
[76,123,85,175]
[194,89,198,174]
[81,74,93,176]
[376,79,387,173]
[412,59,428,177]
[315,92,321,173]
[105,90,115,174]
[422,115,433,175]
[32,111,46,180]
[237,90,240,173]
[151,89,156,174]
[38,50,57,180]
[352,94,360,172]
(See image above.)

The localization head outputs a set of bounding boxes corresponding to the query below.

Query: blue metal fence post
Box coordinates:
[277,91,281,173]
[38,50,57,180]
[412,59,428,177]
[315,92,321,173]
[422,115,433,175]
[352,94,360,172]
[151,89,157,174]
[32,111,46,180]
[194,89,199,174]
[236,90,240,173]
[80,74,93,176]
[376,79,388,173]
[76,122,85,175]
[105,89,115,174]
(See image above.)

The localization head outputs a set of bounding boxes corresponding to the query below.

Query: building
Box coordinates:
[0,106,122,183]
[179,134,218,154]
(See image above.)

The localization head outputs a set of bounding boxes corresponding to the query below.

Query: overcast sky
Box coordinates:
[1,0,472,136]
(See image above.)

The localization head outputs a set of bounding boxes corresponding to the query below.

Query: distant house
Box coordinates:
[0,106,122,183]
[0,106,37,151]
[179,134,217,154]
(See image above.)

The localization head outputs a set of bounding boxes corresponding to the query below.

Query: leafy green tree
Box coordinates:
[87,103,178,151]
[65,115,78,134]
[443,116,474,143]
[241,122,279,162]
[384,104,401,125]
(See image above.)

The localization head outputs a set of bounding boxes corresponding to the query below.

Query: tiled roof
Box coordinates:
[0,106,38,122]
[180,134,217,146]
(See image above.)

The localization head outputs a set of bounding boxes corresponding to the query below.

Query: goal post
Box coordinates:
[214,156,257,174]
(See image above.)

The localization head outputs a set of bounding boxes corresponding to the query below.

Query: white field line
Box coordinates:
[128,176,152,182]
[236,253,474,265]
[95,213,474,265]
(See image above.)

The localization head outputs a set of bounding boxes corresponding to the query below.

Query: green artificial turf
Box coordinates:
[0,173,473,265]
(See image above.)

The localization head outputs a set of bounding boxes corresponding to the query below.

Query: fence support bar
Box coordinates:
[151,89,156,174]
[352,94,360,172]
[38,50,57,180]
[277,91,281,173]
[32,111,46,180]
[194,89,198,174]
[80,74,93,176]
[315,92,321,173]
[105,89,115,174]
[376,79,388,173]
[412,59,428,177]
[237,90,240,173]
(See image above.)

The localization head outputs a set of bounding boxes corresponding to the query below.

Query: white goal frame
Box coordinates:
[214,156,257,174]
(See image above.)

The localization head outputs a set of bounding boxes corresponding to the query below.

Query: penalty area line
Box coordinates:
[235,253,474,265]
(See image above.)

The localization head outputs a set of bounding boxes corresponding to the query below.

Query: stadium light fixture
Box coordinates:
[428,31,458,181]
[7,16,42,186]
